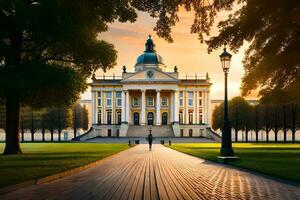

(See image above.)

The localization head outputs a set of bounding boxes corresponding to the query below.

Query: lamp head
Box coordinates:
[219,47,232,73]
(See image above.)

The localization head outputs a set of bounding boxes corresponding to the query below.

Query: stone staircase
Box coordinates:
[126,125,174,137]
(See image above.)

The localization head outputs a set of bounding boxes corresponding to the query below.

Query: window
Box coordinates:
[147,96,154,106]
[199,114,203,124]
[198,92,202,97]
[117,112,121,125]
[188,99,193,107]
[133,97,139,107]
[179,111,183,124]
[189,129,193,137]
[97,109,101,124]
[179,91,184,107]
[106,91,112,107]
[107,112,112,124]
[116,91,122,107]
[97,91,102,107]
[188,91,194,107]
[179,99,183,107]
[199,99,202,106]
[188,112,193,124]
[179,91,183,97]
[107,129,111,137]
[161,97,167,106]
[180,129,184,137]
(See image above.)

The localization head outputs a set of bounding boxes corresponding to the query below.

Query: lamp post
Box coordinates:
[220,47,234,156]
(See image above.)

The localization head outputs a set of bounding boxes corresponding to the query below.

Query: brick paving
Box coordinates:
[1,144,300,200]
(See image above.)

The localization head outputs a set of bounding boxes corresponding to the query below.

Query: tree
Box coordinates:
[206,1,300,103]
[212,96,253,141]
[82,105,89,131]
[72,104,82,139]
[1,0,138,154]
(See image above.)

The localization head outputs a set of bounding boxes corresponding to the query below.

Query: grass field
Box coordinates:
[169,143,300,183]
[0,143,129,188]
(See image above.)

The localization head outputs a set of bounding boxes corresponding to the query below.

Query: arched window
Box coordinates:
[189,129,193,137]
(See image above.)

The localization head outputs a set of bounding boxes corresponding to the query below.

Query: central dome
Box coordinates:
[135,35,164,65]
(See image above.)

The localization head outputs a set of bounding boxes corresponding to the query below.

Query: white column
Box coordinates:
[207,90,211,125]
[112,91,115,124]
[125,90,130,123]
[203,91,207,124]
[193,91,197,124]
[91,91,96,124]
[141,90,146,125]
[156,89,161,125]
[174,90,179,123]
[184,90,188,124]
[121,90,126,123]
[170,92,174,123]
[196,91,199,124]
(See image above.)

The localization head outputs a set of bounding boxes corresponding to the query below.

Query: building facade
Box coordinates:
[89,36,212,138]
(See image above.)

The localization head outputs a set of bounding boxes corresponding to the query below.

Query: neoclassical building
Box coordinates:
[88,36,214,138]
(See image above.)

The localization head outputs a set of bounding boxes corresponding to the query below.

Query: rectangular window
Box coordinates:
[198,92,202,97]
[179,99,183,107]
[133,97,139,107]
[106,91,112,98]
[106,91,112,107]
[199,99,202,106]
[98,99,102,107]
[106,99,112,107]
[179,112,183,124]
[147,96,154,106]
[199,114,203,124]
[97,109,101,124]
[161,97,167,106]
[116,91,121,98]
[188,91,194,98]
[117,99,122,107]
[179,91,183,98]
[188,99,193,107]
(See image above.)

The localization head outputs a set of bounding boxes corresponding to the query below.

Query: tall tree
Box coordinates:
[1,0,137,154]
[206,1,300,103]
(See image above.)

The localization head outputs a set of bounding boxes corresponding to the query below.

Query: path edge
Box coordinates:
[0,145,136,195]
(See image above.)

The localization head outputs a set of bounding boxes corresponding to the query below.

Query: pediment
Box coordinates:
[121,69,179,83]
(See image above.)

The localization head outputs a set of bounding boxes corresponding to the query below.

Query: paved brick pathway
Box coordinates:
[1,144,300,200]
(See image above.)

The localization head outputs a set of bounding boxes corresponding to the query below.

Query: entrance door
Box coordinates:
[162,112,168,125]
[133,112,139,125]
[147,112,153,125]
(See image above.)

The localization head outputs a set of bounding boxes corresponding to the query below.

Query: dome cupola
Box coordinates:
[135,35,164,71]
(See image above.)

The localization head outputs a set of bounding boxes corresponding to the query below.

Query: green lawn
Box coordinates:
[169,143,300,183]
[0,143,130,188]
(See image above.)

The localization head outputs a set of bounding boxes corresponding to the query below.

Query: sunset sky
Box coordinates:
[82,7,253,100]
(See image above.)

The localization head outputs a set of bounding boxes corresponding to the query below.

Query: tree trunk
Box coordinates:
[42,129,45,142]
[58,130,61,142]
[245,127,248,142]
[255,130,258,143]
[283,105,287,143]
[31,131,34,142]
[235,129,238,142]
[3,98,22,154]
[291,104,297,144]
[50,129,54,141]
[21,129,24,142]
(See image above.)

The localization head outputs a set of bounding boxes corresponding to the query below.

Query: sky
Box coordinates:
[81,7,254,100]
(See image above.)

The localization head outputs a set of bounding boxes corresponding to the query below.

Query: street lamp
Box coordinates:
[220,47,234,156]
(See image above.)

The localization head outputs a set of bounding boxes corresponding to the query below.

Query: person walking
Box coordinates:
[147,131,153,151]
